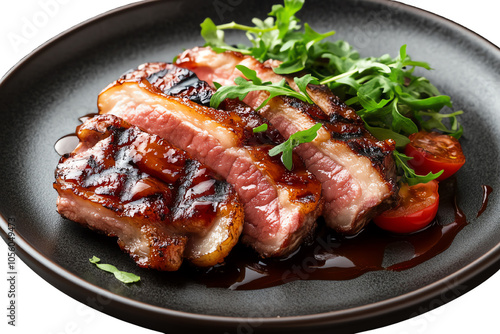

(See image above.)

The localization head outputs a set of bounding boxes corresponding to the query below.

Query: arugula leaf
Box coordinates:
[210,65,317,110]
[200,3,463,141]
[393,151,443,185]
[200,18,225,48]
[200,0,464,183]
[269,123,322,170]
[253,124,268,133]
[236,64,263,85]
[390,98,419,135]
[89,256,140,284]
[418,110,464,138]
[200,0,335,74]
[269,0,304,40]
[317,44,463,144]
[363,122,410,149]
[294,74,320,101]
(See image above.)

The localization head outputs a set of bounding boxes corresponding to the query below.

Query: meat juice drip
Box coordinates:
[195,178,476,290]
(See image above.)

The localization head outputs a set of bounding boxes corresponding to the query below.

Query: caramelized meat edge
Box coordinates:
[98,64,323,257]
[175,47,398,234]
[54,114,244,270]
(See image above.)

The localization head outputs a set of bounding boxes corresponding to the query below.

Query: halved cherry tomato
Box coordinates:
[373,180,439,234]
[404,131,465,181]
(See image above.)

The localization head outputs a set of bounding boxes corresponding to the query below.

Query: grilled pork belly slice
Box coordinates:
[119,62,284,146]
[98,67,323,257]
[120,62,214,106]
[54,114,243,270]
[175,47,398,234]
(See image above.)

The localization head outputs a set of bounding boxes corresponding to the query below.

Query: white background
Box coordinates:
[0,1,498,333]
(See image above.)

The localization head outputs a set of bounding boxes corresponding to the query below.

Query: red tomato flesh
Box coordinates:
[404,131,465,181]
[374,180,439,234]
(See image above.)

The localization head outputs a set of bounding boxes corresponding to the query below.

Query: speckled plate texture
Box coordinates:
[1,0,500,333]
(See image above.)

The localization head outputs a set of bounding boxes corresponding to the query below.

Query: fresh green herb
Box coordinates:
[200,0,464,183]
[200,0,332,75]
[320,45,463,139]
[210,65,318,110]
[269,123,322,170]
[213,81,222,90]
[89,256,140,284]
[253,124,268,133]
[393,151,443,185]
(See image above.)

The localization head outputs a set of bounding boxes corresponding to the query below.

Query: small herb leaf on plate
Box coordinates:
[89,256,141,284]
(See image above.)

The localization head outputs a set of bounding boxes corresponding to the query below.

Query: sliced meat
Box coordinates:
[98,66,323,257]
[119,62,284,146]
[120,62,214,106]
[175,47,398,234]
[54,114,243,270]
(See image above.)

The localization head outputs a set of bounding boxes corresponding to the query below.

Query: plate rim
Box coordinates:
[1,0,500,332]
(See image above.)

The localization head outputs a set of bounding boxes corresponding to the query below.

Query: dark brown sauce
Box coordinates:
[477,185,493,218]
[189,178,479,290]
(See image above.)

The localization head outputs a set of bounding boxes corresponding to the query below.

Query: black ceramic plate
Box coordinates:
[1,0,500,333]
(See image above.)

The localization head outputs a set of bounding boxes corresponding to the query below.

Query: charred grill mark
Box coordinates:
[323,123,365,140]
[123,62,286,147]
[163,75,213,106]
[122,62,213,106]
[347,137,397,193]
[106,64,323,256]
[145,67,173,84]
[328,112,359,124]
[171,159,220,233]
[245,145,322,207]
[56,114,244,270]
[348,139,389,162]
[56,114,232,232]
[56,131,175,223]
[279,95,368,140]
[279,95,394,161]
[172,181,234,233]
[307,84,361,122]
[280,95,328,121]
[217,98,285,146]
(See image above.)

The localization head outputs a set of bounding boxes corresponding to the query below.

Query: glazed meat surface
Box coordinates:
[175,47,398,234]
[54,114,243,270]
[98,65,323,257]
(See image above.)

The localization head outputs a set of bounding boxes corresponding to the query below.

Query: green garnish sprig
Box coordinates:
[200,0,464,184]
[89,256,141,284]
[393,151,443,185]
[269,123,322,170]
[210,65,318,110]
[319,44,463,144]
[201,0,333,74]
[203,4,463,144]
